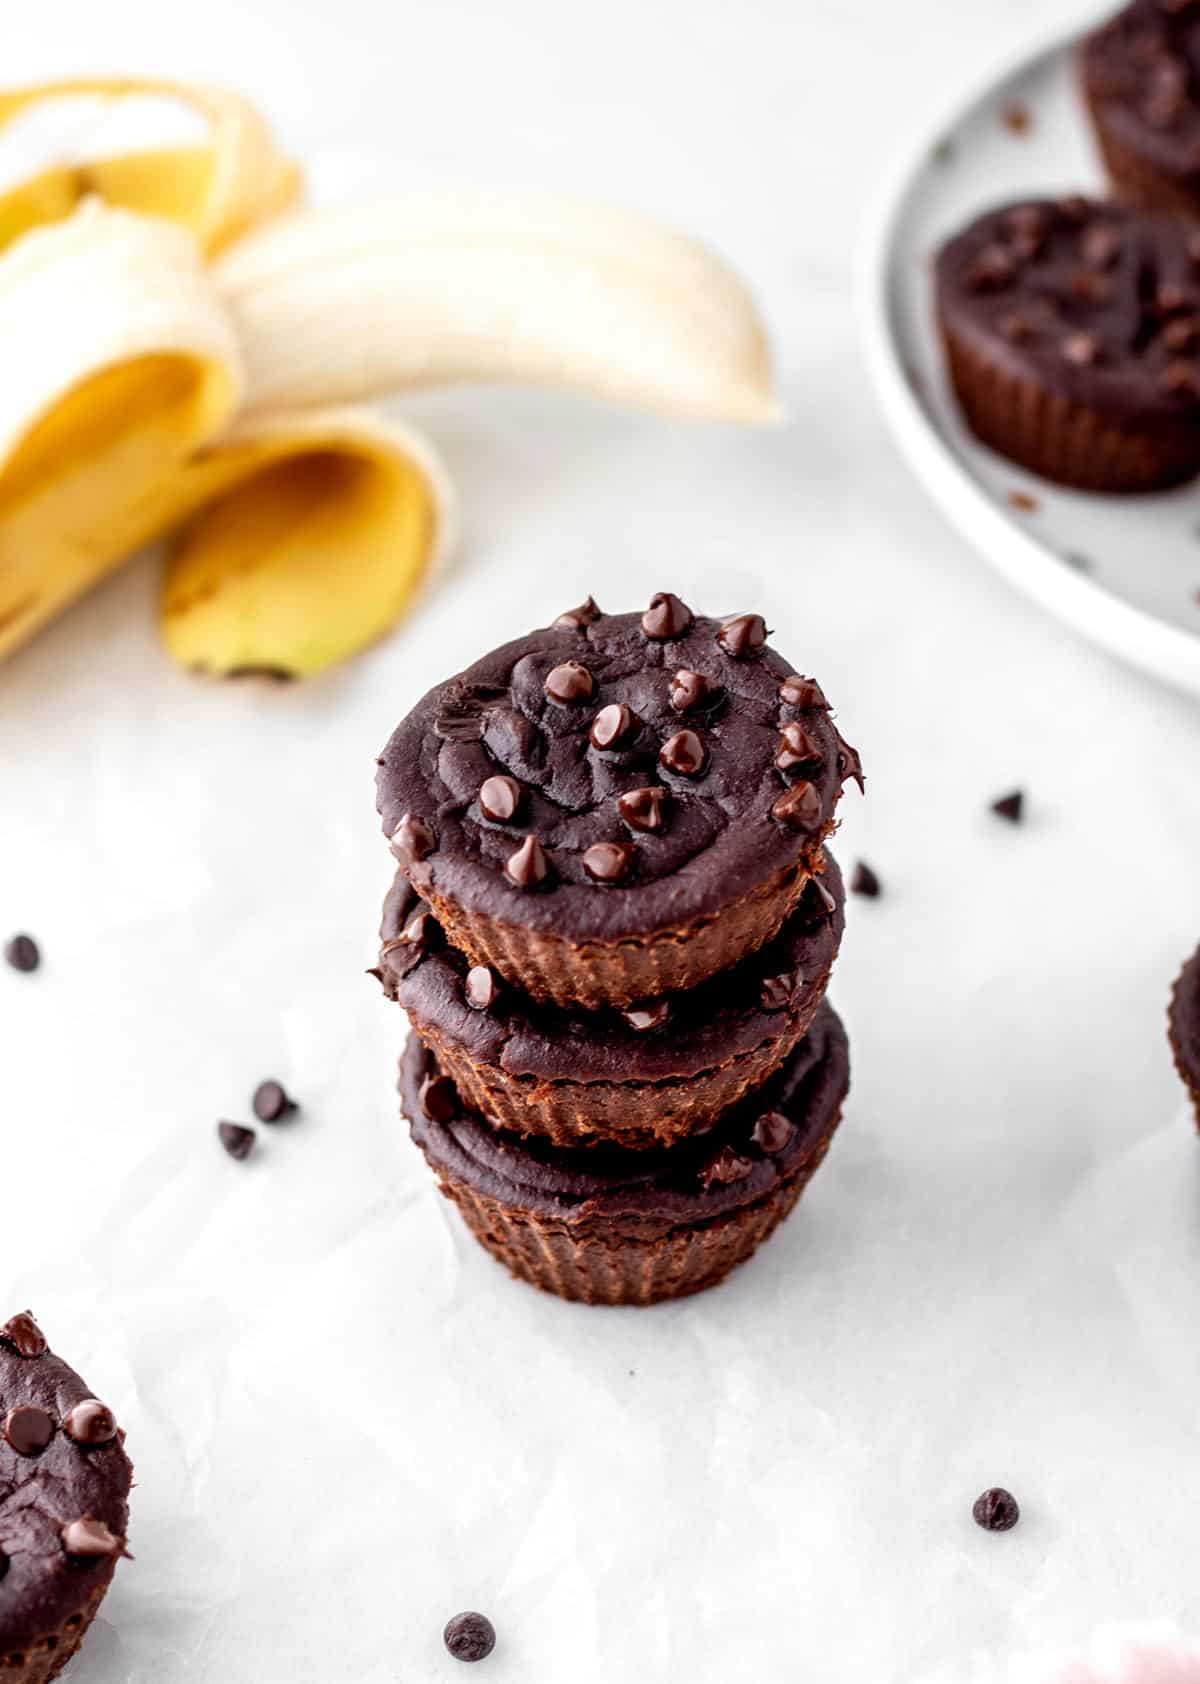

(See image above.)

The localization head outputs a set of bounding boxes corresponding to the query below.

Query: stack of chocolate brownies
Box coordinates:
[375,595,862,1305]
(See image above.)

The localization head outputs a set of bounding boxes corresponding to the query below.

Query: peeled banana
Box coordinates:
[217,191,779,425]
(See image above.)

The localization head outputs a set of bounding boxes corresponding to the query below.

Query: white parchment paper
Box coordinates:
[3,0,1200,1677]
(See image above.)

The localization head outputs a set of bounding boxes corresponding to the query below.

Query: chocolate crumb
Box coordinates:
[1001,102,1031,134]
[1007,490,1040,513]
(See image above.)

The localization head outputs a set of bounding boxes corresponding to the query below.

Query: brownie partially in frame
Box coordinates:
[401,1000,850,1306]
[378,856,844,1150]
[0,1313,131,1684]
[1082,1,1200,219]
[1169,944,1200,1128]
[936,196,1200,491]
[376,596,860,1009]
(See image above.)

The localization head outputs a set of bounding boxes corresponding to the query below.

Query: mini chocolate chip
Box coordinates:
[583,841,633,883]
[991,789,1024,823]
[1161,359,1200,397]
[390,814,436,868]
[444,1611,496,1664]
[4,934,39,973]
[641,592,692,639]
[966,244,1016,291]
[589,703,636,749]
[1080,223,1119,269]
[775,722,822,772]
[623,1000,670,1031]
[618,786,668,833]
[717,613,767,658]
[1061,331,1100,365]
[465,966,500,1010]
[552,596,600,631]
[659,729,707,778]
[972,1488,1020,1532]
[479,774,522,823]
[669,669,713,712]
[63,1400,117,1446]
[217,1121,255,1160]
[779,674,828,709]
[837,735,865,793]
[505,834,551,888]
[759,972,801,1012]
[753,1111,794,1155]
[701,1146,756,1189]
[850,861,881,898]
[1163,316,1200,351]
[1,1313,46,1358]
[420,1074,458,1122]
[4,1406,53,1457]
[253,1080,296,1123]
[772,781,822,830]
[61,1517,121,1559]
[1157,281,1189,314]
[544,661,594,703]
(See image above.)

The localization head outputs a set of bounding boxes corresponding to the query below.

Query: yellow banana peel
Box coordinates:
[0,80,779,681]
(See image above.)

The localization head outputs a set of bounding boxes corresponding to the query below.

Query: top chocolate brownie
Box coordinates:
[376,595,859,943]
[1084,1,1200,157]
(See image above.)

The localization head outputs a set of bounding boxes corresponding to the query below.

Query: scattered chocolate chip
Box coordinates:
[1080,223,1119,269]
[701,1146,756,1189]
[669,669,713,712]
[779,674,828,709]
[420,1074,458,1122]
[552,596,600,632]
[775,722,822,772]
[1061,331,1100,366]
[4,1405,53,1457]
[1,1313,46,1358]
[583,841,633,883]
[63,1400,117,1446]
[641,592,692,639]
[967,244,1016,291]
[217,1121,255,1161]
[991,789,1024,823]
[544,661,594,704]
[505,835,551,888]
[444,1611,496,1664]
[4,934,39,974]
[624,1000,670,1031]
[772,781,822,830]
[589,702,636,749]
[390,814,435,868]
[717,613,767,658]
[61,1517,121,1559]
[850,861,881,898]
[659,729,707,778]
[253,1080,296,1124]
[753,1111,794,1155]
[972,1488,1020,1532]
[1161,359,1200,398]
[1007,489,1040,513]
[837,735,865,793]
[465,966,500,1011]
[618,786,668,833]
[759,972,801,1012]
[479,774,523,823]
[1001,102,1031,134]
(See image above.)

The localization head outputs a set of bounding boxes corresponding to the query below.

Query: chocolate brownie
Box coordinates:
[401,1000,850,1305]
[936,196,1200,491]
[378,856,844,1149]
[1082,1,1200,218]
[0,1313,131,1684]
[1169,944,1200,1126]
[376,596,860,1009]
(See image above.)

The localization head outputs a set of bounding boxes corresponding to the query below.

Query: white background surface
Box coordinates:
[3,3,1200,1681]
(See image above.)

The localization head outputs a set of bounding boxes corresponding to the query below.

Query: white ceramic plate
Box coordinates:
[859,16,1200,698]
